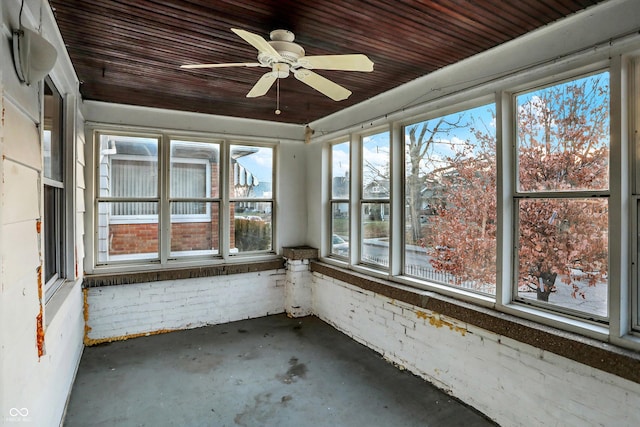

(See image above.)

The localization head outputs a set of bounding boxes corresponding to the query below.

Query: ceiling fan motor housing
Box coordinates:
[258,29,305,66]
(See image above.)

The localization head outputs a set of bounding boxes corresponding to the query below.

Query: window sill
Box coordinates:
[310,261,640,385]
[45,279,82,327]
[83,257,285,288]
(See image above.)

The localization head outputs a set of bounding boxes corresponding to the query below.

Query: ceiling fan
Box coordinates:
[180,28,374,103]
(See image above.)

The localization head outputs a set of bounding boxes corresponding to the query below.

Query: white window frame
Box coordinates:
[320,46,640,352]
[359,128,391,270]
[510,69,611,323]
[43,77,69,302]
[228,143,276,256]
[88,129,278,270]
[329,139,351,259]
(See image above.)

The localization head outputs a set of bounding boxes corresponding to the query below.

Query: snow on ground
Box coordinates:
[519,276,608,318]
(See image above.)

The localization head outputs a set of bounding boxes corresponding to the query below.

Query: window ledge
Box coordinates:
[310,261,640,385]
[83,258,285,288]
[45,279,82,327]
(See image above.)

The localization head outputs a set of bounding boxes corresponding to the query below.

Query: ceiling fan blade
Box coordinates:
[247,72,277,98]
[294,69,351,101]
[180,62,262,69]
[297,54,374,72]
[231,28,283,61]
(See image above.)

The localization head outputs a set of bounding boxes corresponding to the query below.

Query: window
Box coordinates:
[97,134,159,262]
[229,144,274,253]
[94,133,272,265]
[403,103,497,295]
[330,140,350,258]
[633,59,640,332]
[514,71,609,319]
[170,140,219,257]
[361,130,390,268]
[43,78,65,301]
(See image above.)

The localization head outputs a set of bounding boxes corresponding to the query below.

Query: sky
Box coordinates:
[331,102,496,179]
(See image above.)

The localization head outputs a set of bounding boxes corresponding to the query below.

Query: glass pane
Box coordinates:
[44,185,62,283]
[404,103,497,295]
[362,131,390,199]
[97,202,159,262]
[170,202,219,257]
[361,202,389,267]
[230,145,272,199]
[170,140,219,198]
[99,135,159,198]
[331,202,349,257]
[44,80,63,182]
[517,198,608,317]
[516,72,610,192]
[332,141,350,199]
[231,202,272,253]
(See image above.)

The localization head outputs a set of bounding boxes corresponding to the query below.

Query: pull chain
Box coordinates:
[275,78,281,115]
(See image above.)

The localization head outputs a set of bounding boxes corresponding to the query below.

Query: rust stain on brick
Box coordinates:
[82,288,93,344]
[428,314,467,336]
[84,328,178,347]
[36,220,42,234]
[415,310,428,319]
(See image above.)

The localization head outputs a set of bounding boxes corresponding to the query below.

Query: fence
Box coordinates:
[361,254,495,294]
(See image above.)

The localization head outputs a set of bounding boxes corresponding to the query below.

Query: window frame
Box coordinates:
[43,77,67,302]
[88,129,278,270]
[227,142,276,255]
[632,55,640,334]
[320,53,640,350]
[359,128,391,270]
[400,100,498,297]
[329,139,351,260]
[510,69,611,323]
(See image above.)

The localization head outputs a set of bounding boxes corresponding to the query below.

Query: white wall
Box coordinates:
[312,271,640,426]
[1,1,84,425]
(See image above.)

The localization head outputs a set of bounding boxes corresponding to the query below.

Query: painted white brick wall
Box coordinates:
[312,271,640,427]
[284,258,313,317]
[86,270,286,341]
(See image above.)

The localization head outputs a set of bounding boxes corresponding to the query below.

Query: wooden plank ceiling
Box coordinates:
[50,0,604,125]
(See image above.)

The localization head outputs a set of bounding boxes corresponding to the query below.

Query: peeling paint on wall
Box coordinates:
[82,287,92,344]
[84,328,180,347]
[36,264,45,357]
[416,309,467,336]
[36,309,45,357]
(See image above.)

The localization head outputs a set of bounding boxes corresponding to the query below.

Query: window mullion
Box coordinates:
[220,142,230,258]
[496,91,514,308]
[608,54,630,340]
[159,135,170,264]
[390,123,403,276]
[351,133,361,265]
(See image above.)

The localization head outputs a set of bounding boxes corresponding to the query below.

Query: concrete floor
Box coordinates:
[64,315,496,427]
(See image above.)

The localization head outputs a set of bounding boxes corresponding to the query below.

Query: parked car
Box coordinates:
[332,234,349,256]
